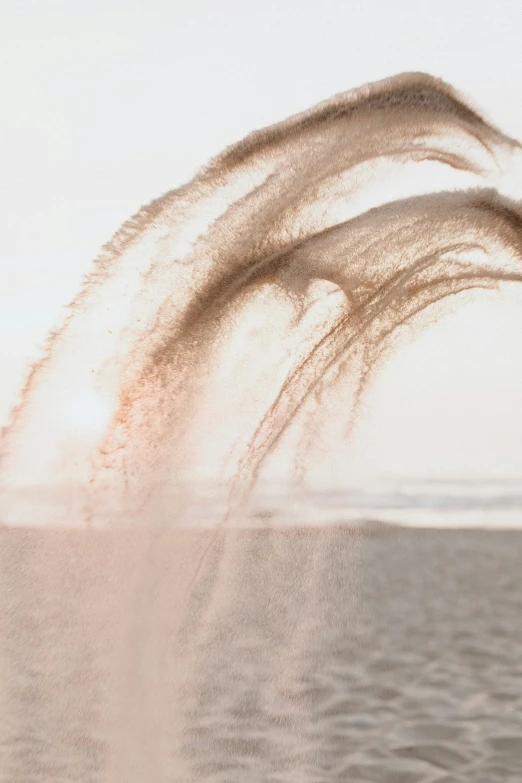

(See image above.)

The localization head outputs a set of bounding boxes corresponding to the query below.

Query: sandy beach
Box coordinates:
[0,526,521,782]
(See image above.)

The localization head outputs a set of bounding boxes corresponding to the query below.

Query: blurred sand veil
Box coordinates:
[1,73,522,781]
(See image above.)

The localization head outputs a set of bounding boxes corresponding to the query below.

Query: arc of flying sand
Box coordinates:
[86,78,522,518]
[1,73,522,526]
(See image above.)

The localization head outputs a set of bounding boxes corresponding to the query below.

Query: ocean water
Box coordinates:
[193,480,522,530]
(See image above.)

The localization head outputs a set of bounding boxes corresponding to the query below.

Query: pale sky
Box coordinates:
[2,0,522,482]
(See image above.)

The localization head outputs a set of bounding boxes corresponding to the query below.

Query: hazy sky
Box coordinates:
[2,0,522,481]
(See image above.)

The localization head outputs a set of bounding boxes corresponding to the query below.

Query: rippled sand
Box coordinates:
[1,527,521,782]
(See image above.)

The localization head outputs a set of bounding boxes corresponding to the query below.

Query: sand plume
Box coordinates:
[2,73,522,526]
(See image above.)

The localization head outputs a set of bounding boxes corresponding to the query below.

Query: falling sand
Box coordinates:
[1,73,522,781]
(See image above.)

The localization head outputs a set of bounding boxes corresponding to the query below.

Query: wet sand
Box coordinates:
[0,527,521,782]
